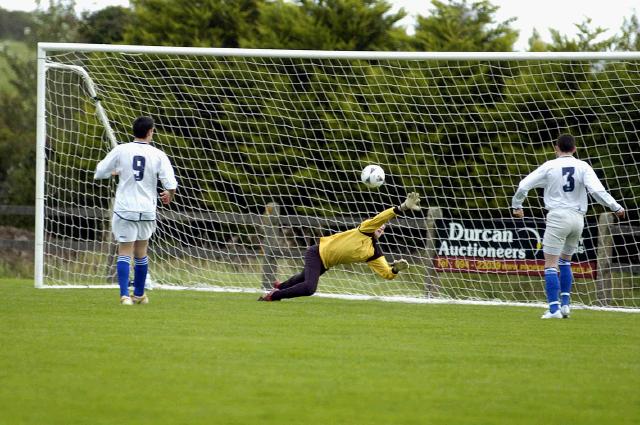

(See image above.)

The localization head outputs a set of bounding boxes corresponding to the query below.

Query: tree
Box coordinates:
[28,0,80,43]
[125,0,406,51]
[289,0,407,51]
[544,18,617,52]
[0,0,84,228]
[526,14,640,52]
[526,29,547,52]
[244,1,322,49]
[125,0,261,47]
[614,12,640,51]
[0,7,35,41]
[412,0,518,52]
[78,6,132,44]
[0,47,36,226]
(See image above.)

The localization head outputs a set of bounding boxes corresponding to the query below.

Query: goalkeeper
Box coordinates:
[258,193,421,301]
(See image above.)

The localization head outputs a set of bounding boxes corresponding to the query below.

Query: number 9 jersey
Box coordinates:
[94,140,178,221]
[512,155,621,215]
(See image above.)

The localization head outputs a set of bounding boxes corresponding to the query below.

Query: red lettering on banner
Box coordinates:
[434,256,596,278]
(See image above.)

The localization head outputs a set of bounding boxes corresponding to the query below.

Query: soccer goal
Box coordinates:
[36,43,640,311]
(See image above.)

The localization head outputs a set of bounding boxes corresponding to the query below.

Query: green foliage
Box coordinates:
[0,45,36,226]
[526,29,547,52]
[51,50,638,220]
[413,0,518,51]
[615,12,640,51]
[245,0,318,49]
[529,14,640,52]
[287,0,407,50]
[125,0,407,51]
[547,18,618,52]
[0,7,35,41]
[0,40,30,94]
[28,0,80,43]
[78,6,132,44]
[1,0,640,229]
[489,59,640,212]
[125,0,262,47]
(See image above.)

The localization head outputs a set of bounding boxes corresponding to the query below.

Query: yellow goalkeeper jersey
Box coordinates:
[318,207,400,280]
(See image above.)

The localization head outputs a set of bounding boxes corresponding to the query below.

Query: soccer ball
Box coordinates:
[361,165,385,189]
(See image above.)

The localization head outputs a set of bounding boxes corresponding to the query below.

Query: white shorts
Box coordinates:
[112,214,157,243]
[543,209,584,256]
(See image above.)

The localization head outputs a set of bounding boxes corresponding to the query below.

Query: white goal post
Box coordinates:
[36,43,640,311]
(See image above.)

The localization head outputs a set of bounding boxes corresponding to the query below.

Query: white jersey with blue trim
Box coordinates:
[94,140,177,221]
[512,155,621,214]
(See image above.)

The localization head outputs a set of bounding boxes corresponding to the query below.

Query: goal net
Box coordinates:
[36,44,640,310]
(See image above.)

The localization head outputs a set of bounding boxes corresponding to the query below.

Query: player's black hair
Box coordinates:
[132,116,155,138]
[556,134,576,152]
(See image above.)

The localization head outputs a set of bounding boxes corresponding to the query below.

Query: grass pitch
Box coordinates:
[0,279,638,425]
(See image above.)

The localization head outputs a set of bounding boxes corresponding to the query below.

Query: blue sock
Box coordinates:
[544,267,560,313]
[559,258,573,306]
[133,256,149,297]
[117,256,131,297]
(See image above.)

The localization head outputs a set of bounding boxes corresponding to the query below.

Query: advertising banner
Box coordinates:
[434,218,597,278]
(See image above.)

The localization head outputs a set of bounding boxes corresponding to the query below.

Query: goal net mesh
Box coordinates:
[40,47,640,309]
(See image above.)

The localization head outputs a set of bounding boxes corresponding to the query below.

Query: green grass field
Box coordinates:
[0,278,638,425]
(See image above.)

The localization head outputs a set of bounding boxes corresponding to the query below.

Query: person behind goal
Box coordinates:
[511,134,625,319]
[94,116,178,305]
[258,193,421,302]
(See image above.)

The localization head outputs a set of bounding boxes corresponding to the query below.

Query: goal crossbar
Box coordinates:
[38,42,640,60]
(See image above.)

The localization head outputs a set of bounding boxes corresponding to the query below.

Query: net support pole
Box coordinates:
[44,61,118,148]
[423,207,442,297]
[261,202,280,290]
[34,45,47,288]
[596,212,614,305]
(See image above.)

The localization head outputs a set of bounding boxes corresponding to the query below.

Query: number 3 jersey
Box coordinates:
[512,155,621,214]
[94,141,178,221]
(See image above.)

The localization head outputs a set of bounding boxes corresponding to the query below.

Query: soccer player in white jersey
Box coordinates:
[95,116,178,305]
[511,134,625,319]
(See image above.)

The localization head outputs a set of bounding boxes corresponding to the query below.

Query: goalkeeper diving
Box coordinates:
[258,193,421,301]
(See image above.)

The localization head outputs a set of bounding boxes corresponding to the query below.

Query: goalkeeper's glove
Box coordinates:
[400,192,421,212]
[392,259,409,274]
